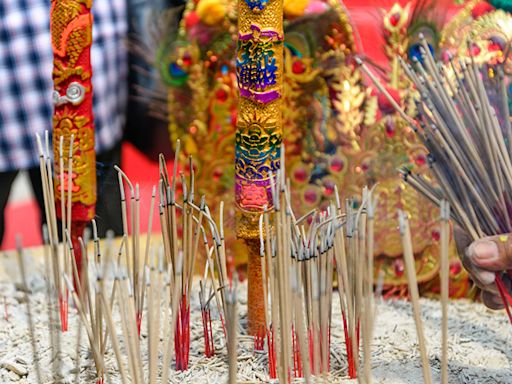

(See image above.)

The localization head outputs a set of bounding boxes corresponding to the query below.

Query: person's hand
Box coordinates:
[454,227,512,310]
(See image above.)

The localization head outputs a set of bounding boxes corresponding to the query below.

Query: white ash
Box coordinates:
[0,251,510,383]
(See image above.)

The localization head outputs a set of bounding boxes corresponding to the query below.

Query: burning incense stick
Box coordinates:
[162,252,183,383]
[199,266,216,358]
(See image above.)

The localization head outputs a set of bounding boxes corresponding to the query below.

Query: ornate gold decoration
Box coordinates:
[53,108,96,206]
[51,0,96,221]
[442,6,512,73]
[235,0,283,240]
[235,0,284,337]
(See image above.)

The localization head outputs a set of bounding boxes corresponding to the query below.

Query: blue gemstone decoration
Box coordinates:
[244,0,270,11]
[408,43,434,64]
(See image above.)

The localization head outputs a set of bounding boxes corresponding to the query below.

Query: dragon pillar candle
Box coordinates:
[235,0,283,335]
[50,0,96,281]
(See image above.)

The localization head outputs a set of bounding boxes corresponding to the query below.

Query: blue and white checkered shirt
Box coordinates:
[0,0,128,172]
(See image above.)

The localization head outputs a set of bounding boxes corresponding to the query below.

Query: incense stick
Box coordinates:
[398,211,433,384]
[226,275,238,384]
[440,201,450,384]
[36,133,66,331]
[42,225,62,380]
[64,274,106,383]
[16,236,43,384]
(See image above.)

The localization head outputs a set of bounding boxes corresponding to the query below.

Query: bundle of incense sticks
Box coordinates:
[157,140,229,370]
[258,149,378,383]
[356,35,512,322]
[32,215,170,384]
[111,140,229,373]
[63,220,121,384]
[14,229,111,383]
[35,132,75,332]
[114,164,156,336]
[28,135,230,382]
